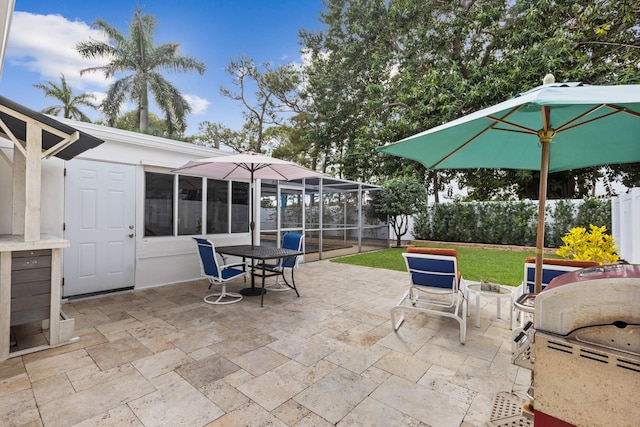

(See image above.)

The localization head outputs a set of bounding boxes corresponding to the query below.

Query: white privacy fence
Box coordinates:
[612,187,640,264]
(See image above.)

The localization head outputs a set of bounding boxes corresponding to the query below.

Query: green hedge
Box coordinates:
[413,199,611,248]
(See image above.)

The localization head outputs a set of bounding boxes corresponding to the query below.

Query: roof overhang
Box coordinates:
[0,95,104,160]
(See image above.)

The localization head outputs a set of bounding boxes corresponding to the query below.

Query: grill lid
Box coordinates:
[572,323,640,356]
[534,264,640,335]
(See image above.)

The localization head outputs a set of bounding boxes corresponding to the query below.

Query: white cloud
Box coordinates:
[87,90,106,105]
[184,94,210,115]
[6,11,112,89]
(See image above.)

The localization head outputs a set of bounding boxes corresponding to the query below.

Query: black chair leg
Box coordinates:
[281,269,300,297]
[260,270,266,307]
[291,269,299,297]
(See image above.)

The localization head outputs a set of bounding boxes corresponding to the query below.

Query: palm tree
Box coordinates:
[75,7,206,133]
[32,74,96,121]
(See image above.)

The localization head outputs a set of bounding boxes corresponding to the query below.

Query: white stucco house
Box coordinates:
[1,119,255,298]
[0,3,386,359]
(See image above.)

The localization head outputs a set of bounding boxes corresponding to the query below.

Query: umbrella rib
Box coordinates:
[241,162,292,180]
[433,105,528,168]
[486,115,538,135]
[252,163,271,172]
[269,166,291,180]
[556,104,640,133]
[492,127,536,135]
[221,164,245,180]
[618,105,640,119]
[433,128,490,168]
[554,104,607,133]
[251,163,290,179]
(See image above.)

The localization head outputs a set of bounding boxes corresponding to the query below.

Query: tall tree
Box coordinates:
[219,55,302,153]
[114,110,169,135]
[300,0,401,181]
[299,0,639,198]
[32,74,96,121]
[193,121,247,151]
[269,112,318,170]
[76,6,206,133]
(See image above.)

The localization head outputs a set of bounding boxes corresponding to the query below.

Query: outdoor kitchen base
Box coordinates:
[534,331,640,426]
[8,312,77,357]
[488,392,532,427]
[513,264,640,427]
[1,237,77,360]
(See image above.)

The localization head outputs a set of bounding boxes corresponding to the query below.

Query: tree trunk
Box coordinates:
[140,88,149,131]
[393,215,408,247]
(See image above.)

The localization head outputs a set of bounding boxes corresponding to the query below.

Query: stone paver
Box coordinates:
[2,261,529,426]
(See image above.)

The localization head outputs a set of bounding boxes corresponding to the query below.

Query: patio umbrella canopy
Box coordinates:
[172,152,324,245]
[378,79,640,293]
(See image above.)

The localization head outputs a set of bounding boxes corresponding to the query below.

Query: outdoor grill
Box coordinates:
[512,264,640,427]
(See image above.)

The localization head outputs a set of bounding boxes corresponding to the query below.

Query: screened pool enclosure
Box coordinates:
[259,177,388,261]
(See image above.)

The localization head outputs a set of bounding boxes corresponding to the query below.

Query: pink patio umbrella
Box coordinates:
[172,152,324,245]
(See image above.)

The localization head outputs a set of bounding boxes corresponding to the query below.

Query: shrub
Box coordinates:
[575,199,611,229]
[546,199,576,248]
[412,198,611,249]
[555,224,620,265]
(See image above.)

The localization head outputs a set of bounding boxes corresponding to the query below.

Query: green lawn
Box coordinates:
[330,244,560,286]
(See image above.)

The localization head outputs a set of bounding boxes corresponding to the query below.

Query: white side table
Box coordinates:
[466,283,514,328]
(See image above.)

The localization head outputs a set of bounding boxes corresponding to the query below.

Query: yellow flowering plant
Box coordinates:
[595,23,611,36]
[556,224,620,265]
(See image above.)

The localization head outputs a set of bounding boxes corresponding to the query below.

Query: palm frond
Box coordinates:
[41,106,62,116]
[73,6,206,131]
[76,39,118,60]
[33,74,96,120]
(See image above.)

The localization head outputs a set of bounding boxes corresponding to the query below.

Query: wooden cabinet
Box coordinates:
[1,235,73,360]
[11,250,52,326]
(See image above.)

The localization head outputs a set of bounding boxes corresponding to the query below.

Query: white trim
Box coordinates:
[53,117,227,158]
[0,0,15,80]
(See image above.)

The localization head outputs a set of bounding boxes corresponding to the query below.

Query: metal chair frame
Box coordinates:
[258,232,303,294]
[392,251,467,344]
[193,237,246,305]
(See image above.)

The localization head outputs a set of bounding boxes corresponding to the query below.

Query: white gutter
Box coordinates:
[0,0,15,80]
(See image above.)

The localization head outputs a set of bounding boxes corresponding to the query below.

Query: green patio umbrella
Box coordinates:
[378,79,640,293]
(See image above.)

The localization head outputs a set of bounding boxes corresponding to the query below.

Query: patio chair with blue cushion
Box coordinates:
[257,232,303,295]
[391,247,467,344]
[521,257,600,294]
[193,237,246,305]
[513,257,599,329]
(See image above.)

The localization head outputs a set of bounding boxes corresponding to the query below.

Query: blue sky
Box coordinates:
[0,0,325,135]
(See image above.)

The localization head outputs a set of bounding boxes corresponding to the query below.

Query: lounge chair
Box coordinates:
[513,257,599,329]
[391,247,467,344]
[521,257,600,294]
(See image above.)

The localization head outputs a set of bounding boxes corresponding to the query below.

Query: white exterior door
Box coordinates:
[63,160,136,297]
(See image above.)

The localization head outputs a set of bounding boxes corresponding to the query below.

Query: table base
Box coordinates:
[240,287,266,296]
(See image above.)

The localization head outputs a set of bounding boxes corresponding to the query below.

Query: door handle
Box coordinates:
[129,233,135,238]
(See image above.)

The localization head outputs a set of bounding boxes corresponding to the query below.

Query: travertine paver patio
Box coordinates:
[1,261,530,426]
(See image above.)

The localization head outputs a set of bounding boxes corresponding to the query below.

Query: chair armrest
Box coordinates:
[221,261,248,270]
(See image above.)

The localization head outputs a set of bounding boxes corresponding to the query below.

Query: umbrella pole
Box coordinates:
[250,169,255,247]
[534,129,553,294]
